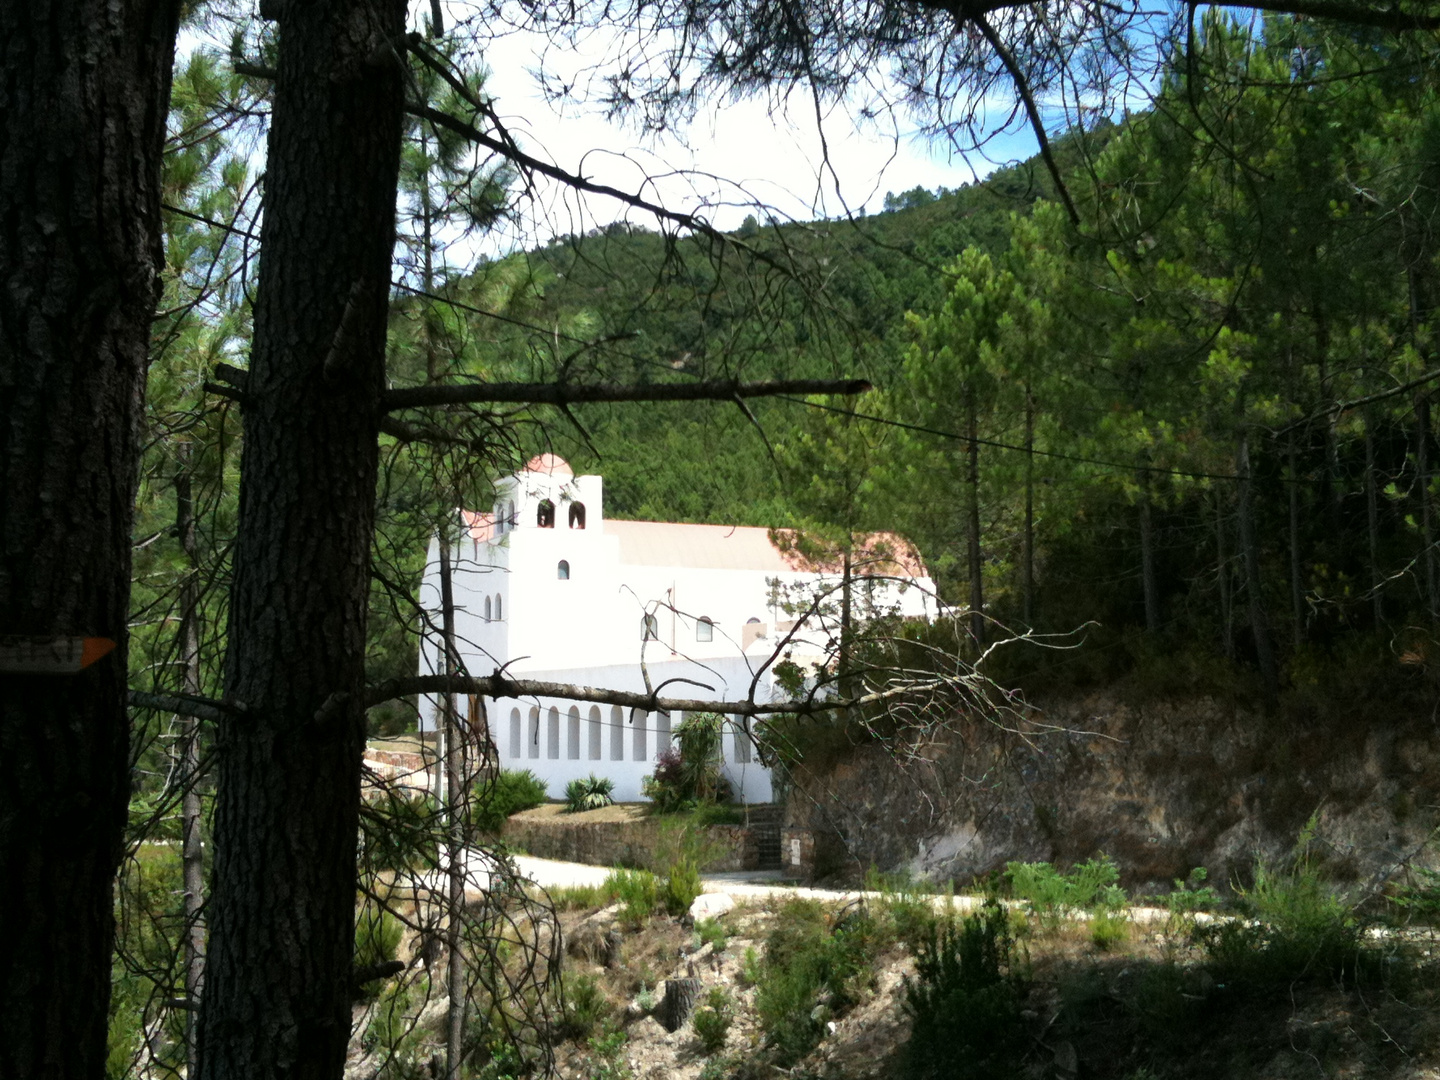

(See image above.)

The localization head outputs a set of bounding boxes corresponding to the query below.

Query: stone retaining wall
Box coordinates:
[504,808,761,872]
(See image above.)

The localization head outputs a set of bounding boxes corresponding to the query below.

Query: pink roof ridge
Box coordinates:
[523,453,572,477]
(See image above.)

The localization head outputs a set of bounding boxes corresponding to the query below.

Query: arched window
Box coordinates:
[484,596,492,622]
[609,705,624,761]
[732,714,752,764]
[587,706,603,760]
[494,594,503,621]
[567,707,581,760]
[746,617,762,625]
[527,707,540,760]
[509,708,522,759]
[642,614,659,640]
[546,707,560,759]
[696,617,714,642]
[656,710,672,756]
[630,708,648,762]
[568,502,587,529]
[557,560,570,580]
[536,499,555,528]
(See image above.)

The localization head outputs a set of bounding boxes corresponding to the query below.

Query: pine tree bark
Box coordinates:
[177,446,206,1074]
[1364,410,1384,627]
[1236,425,1278,701]
[1138,486,1160,633]
[1287,432,1305,649]
[195,1,407,1076]
[965,393,984,647]
[0,1,178,1075]
[1022,386,1035,627]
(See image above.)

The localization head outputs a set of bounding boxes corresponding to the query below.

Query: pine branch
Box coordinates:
[383,377,870,412]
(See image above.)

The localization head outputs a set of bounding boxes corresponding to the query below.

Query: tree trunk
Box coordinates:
[1419,393,1437,624]
[1138,487,1160,633]
[0,1,178,1075]
[177,445,207,1073]
[965,394,984,647]
[660,977,701,1032]
[1364,411,1383,628]
[1023,386,1035,627]
[1215,492,1234,660]
[1236,425,1278,701]
[438,529,466,1080]
[196,0,407,1076]
[1287,431,1304,649]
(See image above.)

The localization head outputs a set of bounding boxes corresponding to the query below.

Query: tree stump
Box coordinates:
[659,977,701,1032]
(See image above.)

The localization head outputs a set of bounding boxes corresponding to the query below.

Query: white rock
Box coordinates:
[689,893,735,920]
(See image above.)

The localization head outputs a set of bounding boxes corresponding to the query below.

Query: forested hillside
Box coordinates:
[25,5,1440,1079]
[366,14,1440,712]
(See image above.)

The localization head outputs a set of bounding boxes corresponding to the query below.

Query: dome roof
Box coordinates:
[522,453,572,477]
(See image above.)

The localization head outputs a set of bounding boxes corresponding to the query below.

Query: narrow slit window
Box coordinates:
[484,596,492,622]
[546,707,560,760]
[494,594,503,621]
[527,707,540,759]
[696,617,714,642]
[537,499,555,528]
[557,560,570,580]
[567,707,581,760]
[568,502,587,529]
[509,708,522,759]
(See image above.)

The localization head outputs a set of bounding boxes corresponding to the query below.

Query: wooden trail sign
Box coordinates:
[0,636,116,674]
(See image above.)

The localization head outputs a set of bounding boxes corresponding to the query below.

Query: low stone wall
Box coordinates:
[505,804,761,872]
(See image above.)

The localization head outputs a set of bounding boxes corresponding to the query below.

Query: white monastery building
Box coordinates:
[418,455,936,803]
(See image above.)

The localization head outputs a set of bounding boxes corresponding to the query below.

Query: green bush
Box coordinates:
[471,769,548,833]
[604,868,658,927]
[562,972,612,1040]
[1089,910,1129,950]
[691,987,734,1054]
[643,712,733,812]
[1195,819,1362,986]
[564,773,616,814]
[901,899,1028,1080]
[696,917,729,951]
[1391,864,1440,925]
[662,855,704,916]
[867,867,940,949]
[1005,855,1125,929]
[354,900,404,984]
[755,899,880,1064]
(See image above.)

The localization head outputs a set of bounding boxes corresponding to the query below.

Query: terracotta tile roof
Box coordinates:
[523,453,572,477]
[602,520,928,578]
[460,509,495,542]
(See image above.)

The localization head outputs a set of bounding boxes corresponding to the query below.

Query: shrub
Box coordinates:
[604,868,658,927]
[755,899,880,1064]
[1194,818,1362,986]
[741,945,762,987]
[579,1029,632,1080]
[354,900,404,981]
[549,883,608,911]
[564,773,616,813]
[662,855,704,917]
[562,972,611,1040]
[1391,864,1440,925]
[696,917,729,951]
[900,899,1028,1080]
[1005,855,1125,929]
[1089,910,1129,950]
[867,867,939,949]
[691,987,734,1054]
[471,769,548,833]
[642,713,733,812]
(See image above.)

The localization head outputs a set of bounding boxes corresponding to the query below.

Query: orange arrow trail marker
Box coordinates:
[0,636,116,674]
